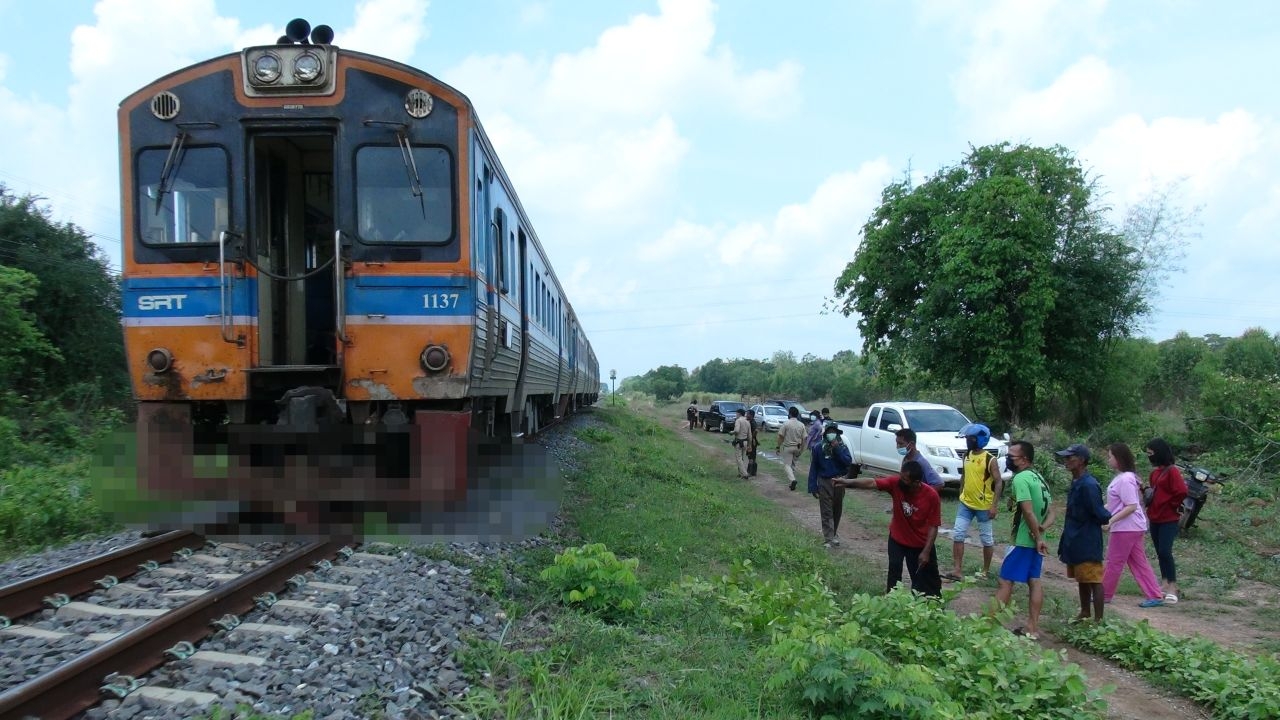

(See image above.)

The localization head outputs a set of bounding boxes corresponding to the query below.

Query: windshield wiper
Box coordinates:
[153,131,189,216]
[362,120,426,219]
[396,129,426,219]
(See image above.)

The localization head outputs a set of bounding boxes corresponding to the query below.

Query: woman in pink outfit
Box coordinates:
[1101,443,1165,607]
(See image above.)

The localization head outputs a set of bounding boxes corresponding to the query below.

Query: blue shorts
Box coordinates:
[999,546,1044,583]
[952,504,995,547]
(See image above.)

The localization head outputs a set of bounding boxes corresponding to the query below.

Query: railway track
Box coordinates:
[0,533,358,719]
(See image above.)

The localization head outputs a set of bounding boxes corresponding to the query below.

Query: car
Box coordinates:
[699,400,747,433]
[766,399,814,424]
[750,404,790,432]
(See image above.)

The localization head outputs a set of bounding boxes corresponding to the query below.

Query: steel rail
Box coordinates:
[0,537,351,720]
[0,531,204,625]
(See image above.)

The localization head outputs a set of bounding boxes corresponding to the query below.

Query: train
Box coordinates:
[117,19,599,534]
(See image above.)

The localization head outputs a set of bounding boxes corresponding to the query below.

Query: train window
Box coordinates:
[136,146,229,245]
[356,145,452,244]
[494,208,507,293]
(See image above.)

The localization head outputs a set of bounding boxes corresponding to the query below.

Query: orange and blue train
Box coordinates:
[118,19,598,532]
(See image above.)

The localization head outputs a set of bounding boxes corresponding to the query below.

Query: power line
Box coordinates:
[590,311,831,334]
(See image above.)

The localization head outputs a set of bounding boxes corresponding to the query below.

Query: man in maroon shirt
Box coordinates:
[838,461,942,597]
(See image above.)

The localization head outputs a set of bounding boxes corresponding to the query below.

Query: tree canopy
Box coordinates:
[0,186,127,413]
[833,143,1168,428]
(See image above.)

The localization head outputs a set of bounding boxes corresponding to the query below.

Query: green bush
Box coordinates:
[1060,618,1280,719]
[539,543,643,619]
[678,559,839,635]
[684,568,1105,719]
[0,459,114,551]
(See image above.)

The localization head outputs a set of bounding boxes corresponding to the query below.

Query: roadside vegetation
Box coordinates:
[0,187,126,556]
[453,408,1109,719]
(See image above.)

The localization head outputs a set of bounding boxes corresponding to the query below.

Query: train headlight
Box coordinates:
[293,52,323,83]
[146,348,174,373]
[253,53,282,84]
[420,345,450,373]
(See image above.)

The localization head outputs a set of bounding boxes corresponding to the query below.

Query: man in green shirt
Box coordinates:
[993,440,1056,639]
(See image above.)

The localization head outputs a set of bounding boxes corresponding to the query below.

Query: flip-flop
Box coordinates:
[942,572,963,582]
[1013,627,1039,640]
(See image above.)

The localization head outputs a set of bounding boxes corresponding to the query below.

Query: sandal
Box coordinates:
[942,572,963,582]
[1013,627,1039,640]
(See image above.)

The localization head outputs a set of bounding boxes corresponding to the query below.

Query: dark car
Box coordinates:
[766,399,814,424]
[699,400,747,433]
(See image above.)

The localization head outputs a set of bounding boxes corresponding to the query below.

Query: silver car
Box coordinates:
[750,404,790,432]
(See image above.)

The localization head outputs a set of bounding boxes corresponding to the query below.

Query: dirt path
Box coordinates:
[674,420,1230,720]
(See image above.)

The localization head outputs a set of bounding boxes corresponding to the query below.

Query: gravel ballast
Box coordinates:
[0,410,599,719]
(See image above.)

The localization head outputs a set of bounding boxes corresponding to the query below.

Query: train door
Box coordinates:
[249,134,337,372]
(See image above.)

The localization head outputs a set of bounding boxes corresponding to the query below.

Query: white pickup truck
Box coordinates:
[835,402,1010,487]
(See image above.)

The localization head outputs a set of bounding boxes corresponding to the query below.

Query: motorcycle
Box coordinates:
[1176,459,1225,534]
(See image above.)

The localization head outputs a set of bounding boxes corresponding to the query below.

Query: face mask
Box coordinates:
[1005,456,1018,473]
[897,447,909,457]
[825,433,837,442]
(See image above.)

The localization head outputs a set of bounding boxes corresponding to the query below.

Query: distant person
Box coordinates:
[812,423,854,547]
[1101,443,1165,607]
[804,410,824,494]
[775,406,807,491]
[732,408,752,479]
[838,460,942,597]
[820,407,832,423]
[1056,444,1111,622]
[1145,438,1189,604]
[895,428,944,489]
[745,408,760,476]
[992,441,1054,639]
[686,400,698,431]
[945,423,1003,582]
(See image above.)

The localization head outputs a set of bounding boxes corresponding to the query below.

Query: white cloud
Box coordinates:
[1082,109,1266,204]
[449,0,800,131]
[998,55,1117,139]
[934,0,1113,140]
[337,0,429,62]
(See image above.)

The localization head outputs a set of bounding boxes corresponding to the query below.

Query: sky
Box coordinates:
[1,0,1277,382]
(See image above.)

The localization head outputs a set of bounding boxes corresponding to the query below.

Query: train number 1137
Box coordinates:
[423,292,460,309]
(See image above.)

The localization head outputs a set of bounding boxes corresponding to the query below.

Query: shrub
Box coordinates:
[539,543,643,619]
[0,459,114,551]
[678,559,839,635]
[1060,618,1280,719]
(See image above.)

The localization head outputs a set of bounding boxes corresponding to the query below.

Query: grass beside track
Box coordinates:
[453,407,1108,719]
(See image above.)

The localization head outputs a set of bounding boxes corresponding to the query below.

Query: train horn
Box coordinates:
[285,18,311,44]
[311,24,335,44]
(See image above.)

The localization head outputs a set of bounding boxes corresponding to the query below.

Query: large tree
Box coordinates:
[0,187,127,405]
[833,143,1155,428]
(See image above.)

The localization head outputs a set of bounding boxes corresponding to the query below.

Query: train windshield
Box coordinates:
[356,145,453,244]
[136,146,229,244]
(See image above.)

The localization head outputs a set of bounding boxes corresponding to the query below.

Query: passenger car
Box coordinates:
[750,404,789,432]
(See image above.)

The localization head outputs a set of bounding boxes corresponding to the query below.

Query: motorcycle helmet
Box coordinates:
[958,423,991,449]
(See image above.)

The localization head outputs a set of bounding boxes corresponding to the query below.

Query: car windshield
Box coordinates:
[765,407,786,417]
[903,408,970,433]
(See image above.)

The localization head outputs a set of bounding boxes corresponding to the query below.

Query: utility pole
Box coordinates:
[610,369,616,406]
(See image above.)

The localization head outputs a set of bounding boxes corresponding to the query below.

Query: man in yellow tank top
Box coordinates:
[943,423,1004,582]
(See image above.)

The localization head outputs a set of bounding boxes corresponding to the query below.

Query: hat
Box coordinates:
[823,423,843,435]
[1054,443,1090,461]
